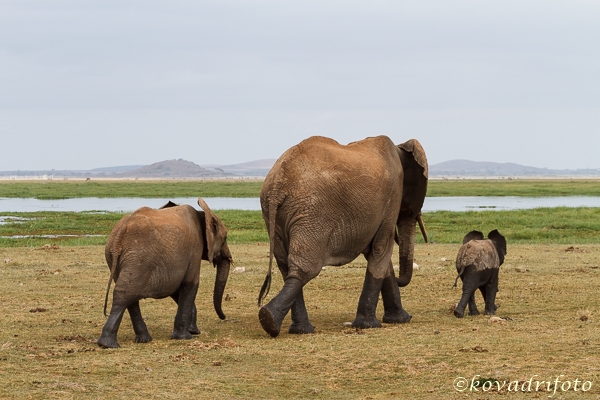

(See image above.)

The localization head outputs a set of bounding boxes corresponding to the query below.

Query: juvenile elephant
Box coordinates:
[97,198,232,348]
[453,230,507,318]
[258,135,428,337]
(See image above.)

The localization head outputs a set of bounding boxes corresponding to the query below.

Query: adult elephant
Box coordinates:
[257,135,428,337]
[97,198,232,348]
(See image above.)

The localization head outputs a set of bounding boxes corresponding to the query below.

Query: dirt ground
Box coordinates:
[0,243,599,399]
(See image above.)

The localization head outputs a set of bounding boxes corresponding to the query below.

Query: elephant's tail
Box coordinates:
[103,250,119,317]
[258,198,279,306]
[452,265,466,288]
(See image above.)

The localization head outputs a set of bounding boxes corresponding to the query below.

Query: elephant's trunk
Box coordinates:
[213,256,231,320]
[396,217,416,287]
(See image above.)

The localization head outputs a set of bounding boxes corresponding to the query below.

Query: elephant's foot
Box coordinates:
[134,332,153,343]
[188,324,201,335]
[351,315,382,329]
[97,335,120,349]
[259,305,283,338]
[382,309,412,324]
[453,309,465,319]
[468,309,481,316]
[170,330,193,340]
[483,303,499,315]
[288,321,315,334]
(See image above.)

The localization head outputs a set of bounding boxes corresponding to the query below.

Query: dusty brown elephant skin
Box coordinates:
[258,135,428,337]
[97,198,232,349]
[453,230,507,318]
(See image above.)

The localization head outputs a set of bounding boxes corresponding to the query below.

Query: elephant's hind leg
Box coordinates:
[482,276,499,315]
[288,289,315,334]
[454,281,477,319]
[170,292,200,334]
[98,293,132,348]
[467,293,480,316]
[275,257,314,335]
[353,268,384,328]
[171,283,199,340]
[259,277,304,337]
[128,301,152,343]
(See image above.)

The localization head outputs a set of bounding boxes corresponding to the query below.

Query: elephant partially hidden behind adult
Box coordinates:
[97,198,232,349]
[258,135,428,337]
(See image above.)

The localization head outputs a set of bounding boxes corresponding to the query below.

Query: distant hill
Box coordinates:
[430,160,600,177]
[0,165,144,178]
[3,158,599,179]
[210,159,276,177]
[118,159,230,178]
[89,165,143,174]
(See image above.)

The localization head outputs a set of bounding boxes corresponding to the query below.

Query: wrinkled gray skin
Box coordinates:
[258,135,428,337]
[97,197,232,348]
[453,230,507,318]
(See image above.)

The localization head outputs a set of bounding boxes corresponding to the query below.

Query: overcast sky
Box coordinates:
[1,1,599,171]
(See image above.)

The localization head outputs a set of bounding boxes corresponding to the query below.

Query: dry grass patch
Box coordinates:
[1,243,599,398]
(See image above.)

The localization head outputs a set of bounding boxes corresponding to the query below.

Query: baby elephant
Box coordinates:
[97,197,232,349]
[453,229,507,318]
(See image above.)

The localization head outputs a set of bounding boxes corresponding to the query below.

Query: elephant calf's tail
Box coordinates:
[258,198,278,306]
[452,265,466,288]
[452,274,461,288]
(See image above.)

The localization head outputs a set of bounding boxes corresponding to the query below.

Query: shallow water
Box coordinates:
[1,196,600,213]
[422,196,600,212]
[0,197,260,213]
[0,216,34,225]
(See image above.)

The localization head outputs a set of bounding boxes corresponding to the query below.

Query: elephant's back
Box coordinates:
[456,240,500,272]
[108,206,201,261]
[262,135,399,197]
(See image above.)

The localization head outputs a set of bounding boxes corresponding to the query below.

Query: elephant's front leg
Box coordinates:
[171,283,199,340]
[381,266,411,324]
[128,301,152,343]
[353,268,385,328]
[259,277,304,337]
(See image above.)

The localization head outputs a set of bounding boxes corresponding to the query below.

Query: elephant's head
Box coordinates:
[395,139,428,287]
[198,197,232,320]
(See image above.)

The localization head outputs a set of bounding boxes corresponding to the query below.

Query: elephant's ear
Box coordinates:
[198,197,217,264]
[488,229,507,265]
[463,230,484,244]
[397,139,429,220]
[398,139,428,179]
[159,200,179,209]
[198,197,229,264]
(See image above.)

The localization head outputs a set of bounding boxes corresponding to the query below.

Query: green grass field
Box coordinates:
[1,178,598,247]
[1,178,600,199]
[1,207,599,247]
[0,180,264,199]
